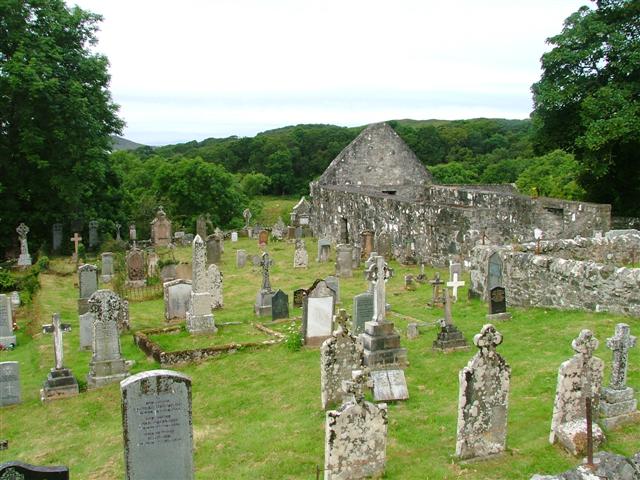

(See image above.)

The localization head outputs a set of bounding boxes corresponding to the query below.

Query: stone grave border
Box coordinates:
[133,322,285,366]
[115,283,163,302]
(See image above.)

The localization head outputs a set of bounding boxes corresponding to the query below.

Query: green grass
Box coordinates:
[148,323,275,351]
[254,195,299,226]
[1,233,639,479]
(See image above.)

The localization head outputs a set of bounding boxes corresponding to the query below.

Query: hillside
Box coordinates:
[110,135,147,151]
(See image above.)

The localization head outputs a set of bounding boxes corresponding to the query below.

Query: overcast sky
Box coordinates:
[67,0,588,145]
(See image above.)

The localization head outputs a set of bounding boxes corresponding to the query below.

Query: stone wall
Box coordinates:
[310,182,611,266]
[469,230,640,317]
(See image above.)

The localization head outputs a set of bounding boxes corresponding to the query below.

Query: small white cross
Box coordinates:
[446,273,465,302]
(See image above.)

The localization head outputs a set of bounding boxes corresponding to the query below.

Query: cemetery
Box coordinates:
[0,197,638,479]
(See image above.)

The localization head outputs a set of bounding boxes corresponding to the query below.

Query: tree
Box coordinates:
[515,150,586,200]
[0,0,124,255]
[531,0,640,215]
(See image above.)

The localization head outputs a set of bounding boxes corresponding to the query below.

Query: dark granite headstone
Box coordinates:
[489,287,507,315]
[271,289,289,321]
[0,461,69,479]
[293,289,305,308]
[488,252,503,292]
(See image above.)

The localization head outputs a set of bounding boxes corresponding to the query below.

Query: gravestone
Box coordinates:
[79,312,94,350]
[335,244,354,278]
[70,232,82,263]
[295,226,303,240]
[206,233,223,265]
[52,223,63,252]
[271,289,289,321]
[293,288,305,308]
[351,245,362,269]
[125,248,146,287]
[88,220,99,249]
[254,252,274,317]
[251,254,261,266]
[164,279,192,321]
[231,231,238,242]
[599,323,639,429]
[78,264,98,300]
[447,266,465,302]
[175,263,192,280]
[41,313,79,401]
[363,251,378,293]
[272,217,286,240]
[433,290,469,352]
[429,272,445,307]
[317,238,331,263]
[287,226,296,241]
[487,286,511,321]
[150,206,172,246]
[0,362,20,406]
[293,239,308,268]
[352,292,373,335]
[456,324,511,460]
[302,279,336,346]
[371,369,409,402]
[186,235,216,334]
[129,223,137,241]
[406,323,419,340]
[404,274,416,291]
[324,370,387,480]
[9,292,19,310]
[449,262,462,279]
[206,263,223,309]
[321,310,363,409]
[121,370,193,480]
[115,222,122,242]
[360,230,374,259]
[258,230,269,247]
[147,251,159,277]
[487,252,503,293]
[549,329,605,456]
[196,214,209,239]
[290,196,311,227]
[87,290,130,388]
[16,223,32,267]
[375,232,392,259]
[0,295,16,348]
[236,249,247,268]
[324,275,340,305]
[0,462,69,479]
[160,263,177,282]
[101,252,114,282]
[243,208,252,230]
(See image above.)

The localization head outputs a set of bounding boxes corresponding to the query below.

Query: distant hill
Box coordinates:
[110,135,147,151]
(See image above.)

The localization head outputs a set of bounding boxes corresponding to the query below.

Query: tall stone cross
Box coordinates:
[16,223,29,255]
[70,232,82,261]
[430,272,445,306]
[606,323,636,390]
[447,273,465,302]
[473,323,503,356]
[243,208,252,229]
[115,222,122,241]
[440,289,453,327]
[260,252,273,292]
[42,313,72,370]
[366,255,393,324]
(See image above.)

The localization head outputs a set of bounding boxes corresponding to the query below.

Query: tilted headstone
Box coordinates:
[599,323,638,429]
[206,263,223,309]
[456,324,510,460]
[321,310,364,409]
[41,313,79,401]
[293,239,308,268]
[52,223,63,252]
[324,370,387,480]
[163,279,192,321]
[254,252,274,317]
[302,279,336,347]
[125,248,146,287]
[206,233,223,265]
[271,289,289,321]
[87,290,130,388]
[121,370,193,480]
[317,238,331,263]
[101,252,115,282]
[236,249,247,268]
[150,206,172,246]
[549,330,605,456]
[16,223,32,267]
[487,286,511,321]
[88,220,99,248]
[335,244,354,278]
[0,362,20,406]
[433,290,468,352]
[0,295,16,348]
[371,369,409,402]
[351,292,373,335]
[78,264,98,315]
[0,461,69,479]
[186,235,216,334]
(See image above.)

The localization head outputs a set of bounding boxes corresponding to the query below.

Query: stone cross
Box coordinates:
[366,255,393,323]
[70,232,82,259]
[42,313,71,370]
[606,323,636,390]
[335,308,349,333]
[260,252,273,292]
[473,323,503,354]
[447,273,465,302]
[16,223,29,256]
[243,208,252,228]
[430,272,445,306]
[115,222,121,241]
[441,289,453,327]
[342,369,372,405]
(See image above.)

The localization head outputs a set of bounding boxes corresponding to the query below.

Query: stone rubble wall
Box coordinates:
[310,182,611,266]
[469,231,640,317]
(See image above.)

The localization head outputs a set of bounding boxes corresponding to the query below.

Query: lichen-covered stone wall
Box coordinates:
[469,231,640,317]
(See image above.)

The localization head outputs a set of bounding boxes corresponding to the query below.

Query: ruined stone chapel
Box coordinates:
[310,122,610,265]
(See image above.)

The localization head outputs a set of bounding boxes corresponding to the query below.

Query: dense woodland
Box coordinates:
[1,0,638,256]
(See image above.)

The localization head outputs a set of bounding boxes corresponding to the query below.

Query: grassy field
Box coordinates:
[1,233,639,479]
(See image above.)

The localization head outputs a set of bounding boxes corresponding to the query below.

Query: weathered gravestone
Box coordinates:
[487,286,511,321]
[258,230,269,247]
[351,292,373,335]
[0,295,16,348]
[231,231,238,242]
[370,369,409,402]
[236,249,247,268]
[16,223,32,267]
[456,324,511,460]
[302,279,336,347]
[78,264,98,315]
[404,274,416,291]
[360,230,374,259]
[406,323,419,340]
[0,461,69,479]
[599,323,639,429]
[41,314,79,401]
[52,223,63,252]
[129,223,137,242]
[79,312,94,350]
[549,329,605,456]
[206,263,223,310]
[324,370,387,480]
[324,275,340,305]
[147,251,159,277]
[150,206,172,246]
[87,290,130,388]
[186,235,216,334]
[351,245,362,269]
[287,226,296,241]
[335,244,353,278]
[88,220,99,249]
[293,239,308,268]
[0,362,20,406]
[272,217,286,240]
[125,248,146,287]
[251,254,261,267]
[321,310,363,409]
[375,232,392,259]
[115,222,122,242]
[196,214,210,239]
[121,370,193,480]
[487,251,503,294]
[254,252,274,317]
[206,233,223,265]
[101,252,115,282]
[317,238,331,263]
[164,279,192,321]
[271,289,289,321]
[428,272,445,307]
[293,288,305,308]
[433,290,469,352]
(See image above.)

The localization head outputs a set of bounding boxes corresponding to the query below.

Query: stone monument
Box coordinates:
[125,248,146,287]
[302,279,336,346]
[433,290,469,352]
[52,223,63,252]
[16,223,32,267]
[186,235,217,334]
[293,239,309,268]
[335,244,354,278]
[101,252,115,282]
[206,233,223,265]
[206,263,223,310]
[40,314,79,401]
[0,294,16,348]
[487,286,512,321]
[163,279,192,321]
[254,252,274,317]
[88,220,99,249]
[150,206,172,246]
[0,361,20,406]
[78,264,98,315]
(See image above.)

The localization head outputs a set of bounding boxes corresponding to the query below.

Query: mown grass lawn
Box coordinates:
[1,233,638,479]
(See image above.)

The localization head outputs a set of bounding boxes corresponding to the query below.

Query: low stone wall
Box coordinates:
[469,231,640,317]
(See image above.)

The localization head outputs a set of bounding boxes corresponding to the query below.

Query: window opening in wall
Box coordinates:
[382,190,397,195]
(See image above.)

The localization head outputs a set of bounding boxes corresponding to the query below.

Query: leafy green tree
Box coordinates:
[429,162,479,184]
[531,0,640,214]
[239,172,272,197]
[516,150,586,200]
[0,0,124,255]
